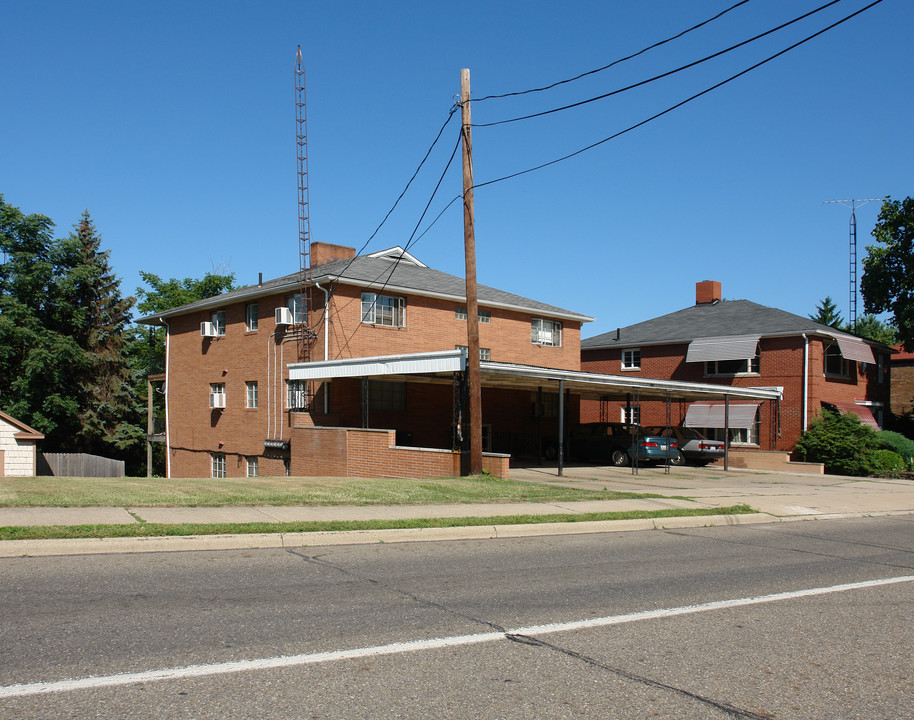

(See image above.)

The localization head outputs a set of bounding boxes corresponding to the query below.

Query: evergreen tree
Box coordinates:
[57,211,144,457]
[0,196,85,443]
[1,196,144,470]
[809,296,844,328]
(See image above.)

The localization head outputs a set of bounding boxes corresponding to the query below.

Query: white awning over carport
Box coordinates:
[288,349,466,381]
[684,402,761,429]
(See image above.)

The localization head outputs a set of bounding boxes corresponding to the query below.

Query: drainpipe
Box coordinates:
[801,333,809,433]
[314,281,331,414]
[314,281,330,361]
[159,317,171,479]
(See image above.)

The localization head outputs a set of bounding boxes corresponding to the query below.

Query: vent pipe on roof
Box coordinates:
[258,273,263,287]
[615,328,620,341]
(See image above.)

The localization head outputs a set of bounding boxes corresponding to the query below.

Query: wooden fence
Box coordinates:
[39,453,125,478]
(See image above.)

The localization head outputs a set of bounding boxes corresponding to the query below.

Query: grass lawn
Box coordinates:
[0,505,756,541]
[0,474,663,508]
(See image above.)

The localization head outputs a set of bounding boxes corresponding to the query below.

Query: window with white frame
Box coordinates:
[622,406,641,425]
[700,412,760,446]
[455,307,491,323]
[210,309,226,336]
[824,343,851,378]
[246,456,258,478]
[705,347,760,376]
[621,348,641,370]
[245,303,259,331]
[456,345,491,361]
[531,318,562,347]
[286,294,306,324]
[361,293,405,327]
[210,383,225,409]
[246,381,258,409]
[286,379,308,411]
[211,452,226,478]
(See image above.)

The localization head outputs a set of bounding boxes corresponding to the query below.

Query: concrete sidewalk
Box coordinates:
[1,465,912,557]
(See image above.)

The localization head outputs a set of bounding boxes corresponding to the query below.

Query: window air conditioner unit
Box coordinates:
[275,307,294,325]
[209,392,226,409]
[200,321,218,337]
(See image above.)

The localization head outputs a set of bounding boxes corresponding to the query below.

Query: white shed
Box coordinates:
[0,411,44,477]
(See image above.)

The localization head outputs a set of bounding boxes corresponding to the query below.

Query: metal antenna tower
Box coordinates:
[825,198,880,331]
[294,46,316,358]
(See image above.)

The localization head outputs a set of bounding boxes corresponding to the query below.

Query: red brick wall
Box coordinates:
[890,361,914,415]
[289,426,510,480]
[163,282,580,477]
[580,336,889,451]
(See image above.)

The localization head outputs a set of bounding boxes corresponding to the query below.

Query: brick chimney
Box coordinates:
[311,242,356,268]
[696,280,722,305]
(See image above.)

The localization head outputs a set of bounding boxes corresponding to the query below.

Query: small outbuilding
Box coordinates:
[0,410,44,477]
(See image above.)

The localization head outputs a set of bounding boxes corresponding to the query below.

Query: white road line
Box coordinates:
[3,574,912,699]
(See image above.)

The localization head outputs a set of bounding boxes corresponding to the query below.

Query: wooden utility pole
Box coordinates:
[460,68,483,475]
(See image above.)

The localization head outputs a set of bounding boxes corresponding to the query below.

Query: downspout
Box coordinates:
[314,281,331,414]
[801,333,809,433]
[160,318,171,479]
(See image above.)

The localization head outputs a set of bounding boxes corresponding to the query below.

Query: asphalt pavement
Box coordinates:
[2,464,913,557]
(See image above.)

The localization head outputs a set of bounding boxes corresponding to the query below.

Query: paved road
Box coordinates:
[2,516,913,719]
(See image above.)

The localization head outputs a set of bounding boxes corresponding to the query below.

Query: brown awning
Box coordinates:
[823,401,880,430]
[686,335,760,363]
[834,336,875,364]
[684,402,760,429]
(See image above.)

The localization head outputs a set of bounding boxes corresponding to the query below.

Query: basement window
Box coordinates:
[211,453,226,479]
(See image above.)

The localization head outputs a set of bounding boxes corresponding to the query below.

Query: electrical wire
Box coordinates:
[327,131,464,359]
[474,0,844,128]
[473,0,883,191]
[472,0,754,103]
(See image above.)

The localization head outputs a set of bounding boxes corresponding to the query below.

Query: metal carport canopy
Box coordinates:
[288,350,783,403]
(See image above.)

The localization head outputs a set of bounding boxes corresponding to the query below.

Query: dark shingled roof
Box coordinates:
[136,251,593,325]
[582,299,888,350]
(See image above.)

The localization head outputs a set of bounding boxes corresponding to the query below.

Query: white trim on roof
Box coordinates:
[686,335,761,363]
[367,246,428,267]
[289,349,467,381]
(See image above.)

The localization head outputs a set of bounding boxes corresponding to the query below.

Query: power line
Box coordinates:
[474,0,883,191]
[472,0,754,103]
[474,0,843,128]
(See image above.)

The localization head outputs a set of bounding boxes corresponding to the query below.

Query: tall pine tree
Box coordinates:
[0,197,143,469]
[57,211,144,457]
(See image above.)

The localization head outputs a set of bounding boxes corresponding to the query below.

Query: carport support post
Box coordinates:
[557,379,564,476]
[460,68,483,475]
[724,394,730,471]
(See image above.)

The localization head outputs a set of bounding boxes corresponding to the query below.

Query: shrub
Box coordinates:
[868,449,906,478]
[875,430,914,469]
[794,409,881,476]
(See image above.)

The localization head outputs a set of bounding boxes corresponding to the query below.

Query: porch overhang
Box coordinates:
[287,351,783,403]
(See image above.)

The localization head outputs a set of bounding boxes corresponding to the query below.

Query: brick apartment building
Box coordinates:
[580,281,892,457]
[139,247,781,479]
[139,243,595,479]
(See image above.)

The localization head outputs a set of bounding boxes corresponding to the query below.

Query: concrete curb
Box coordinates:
[0,510,894,558]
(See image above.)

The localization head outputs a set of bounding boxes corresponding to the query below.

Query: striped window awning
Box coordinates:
[686,335,761,363]
[684,402,761,429]
[823,401,880,430]
[833,336,875,364]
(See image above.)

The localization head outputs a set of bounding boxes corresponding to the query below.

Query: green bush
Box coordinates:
[868,449,906,478]
[794,409,881,476]
[875,430,914,469]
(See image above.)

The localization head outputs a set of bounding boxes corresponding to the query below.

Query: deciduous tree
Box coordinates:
[861,196,914,350]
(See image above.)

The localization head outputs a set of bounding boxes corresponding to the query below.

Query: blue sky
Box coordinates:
[2,0,909,337]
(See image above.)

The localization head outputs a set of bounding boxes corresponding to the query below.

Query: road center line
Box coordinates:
[3,574,912,699]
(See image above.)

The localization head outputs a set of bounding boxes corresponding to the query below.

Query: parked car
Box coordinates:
[644,426,725,466]
[569,423,680,466]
